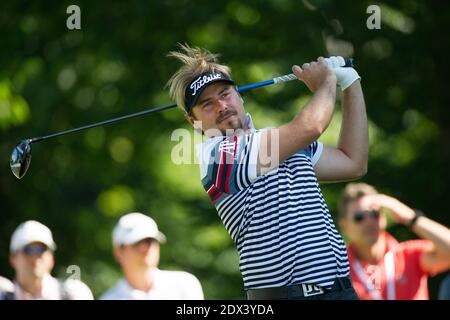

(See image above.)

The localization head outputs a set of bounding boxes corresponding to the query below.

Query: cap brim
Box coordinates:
[156,231,167,244]
[12,239,56,252]
[117,231,167,246]
[188,79,235,112]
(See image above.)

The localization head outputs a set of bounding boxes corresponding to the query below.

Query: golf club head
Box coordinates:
[10,139,33,179]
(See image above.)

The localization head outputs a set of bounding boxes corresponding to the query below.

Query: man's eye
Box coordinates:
[202,102,212,108]
[222,92,230,98]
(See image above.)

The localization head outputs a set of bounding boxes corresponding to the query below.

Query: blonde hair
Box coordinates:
[166,43,232,114]
[338,183,379,219]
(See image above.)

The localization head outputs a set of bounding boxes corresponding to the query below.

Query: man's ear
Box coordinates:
[113,247,122,264]
[186,114,204,135]
[185,114,195,126]
[9,253,17,269]
[338,217,348,233]
[48,253,55,271]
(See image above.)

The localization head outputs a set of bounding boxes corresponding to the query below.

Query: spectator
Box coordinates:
[0,220,93,300]
[338,183,450,299]
[101,212,204,300]
[0,276,14,299]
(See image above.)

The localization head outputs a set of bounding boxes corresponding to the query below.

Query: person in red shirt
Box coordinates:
[338,183,450,300]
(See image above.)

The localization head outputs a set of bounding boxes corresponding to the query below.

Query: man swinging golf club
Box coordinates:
[167,44,368,300]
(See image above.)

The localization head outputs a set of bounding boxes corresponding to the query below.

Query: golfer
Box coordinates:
[167,44,368,299]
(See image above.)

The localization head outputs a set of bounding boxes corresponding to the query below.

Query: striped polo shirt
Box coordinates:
[196,114,350,290]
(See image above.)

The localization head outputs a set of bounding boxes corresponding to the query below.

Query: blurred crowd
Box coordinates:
[0,213,203,300]
[1,183,449,300]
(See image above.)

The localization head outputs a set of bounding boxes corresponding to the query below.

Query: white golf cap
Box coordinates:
[10,220,56,252]
[112,212,166,247]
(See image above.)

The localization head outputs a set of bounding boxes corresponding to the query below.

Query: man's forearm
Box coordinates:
[266,76,337,173]
[412,216,450,259]
[293,76,337,135]
[337,80,368,173]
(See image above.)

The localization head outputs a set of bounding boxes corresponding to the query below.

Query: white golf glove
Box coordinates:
[324,56,361,91]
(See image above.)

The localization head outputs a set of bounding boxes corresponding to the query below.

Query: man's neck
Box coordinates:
[207,127,249,139]
[123,267,156,292]
[353,235,386,265]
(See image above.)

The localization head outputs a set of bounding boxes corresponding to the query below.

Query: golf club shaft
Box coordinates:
[31,103,177,143]
[30,58,354,143]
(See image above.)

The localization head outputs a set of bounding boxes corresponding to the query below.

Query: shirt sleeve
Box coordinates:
[64,279,94,300]
[295,140,323,166]
[180,272,204,300]
[400,240,434,275]
[306,141,323,166]
[198,132,261,197]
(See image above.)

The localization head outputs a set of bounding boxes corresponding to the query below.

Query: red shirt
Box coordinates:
[347,232,433,300]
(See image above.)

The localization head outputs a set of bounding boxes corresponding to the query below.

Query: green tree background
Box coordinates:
[1,1,449,299]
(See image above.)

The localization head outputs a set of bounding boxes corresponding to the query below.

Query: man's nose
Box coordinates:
[26,255,41,263]
[216,99,228,113]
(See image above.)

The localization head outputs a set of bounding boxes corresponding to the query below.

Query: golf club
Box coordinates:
[10,58,354,179]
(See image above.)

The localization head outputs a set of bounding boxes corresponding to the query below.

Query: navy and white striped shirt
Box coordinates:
[196,115,350,289]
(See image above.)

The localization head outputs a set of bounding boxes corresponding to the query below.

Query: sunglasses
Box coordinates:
[22,244,48,256]
[131,238,157,247]
[353,210,380,223]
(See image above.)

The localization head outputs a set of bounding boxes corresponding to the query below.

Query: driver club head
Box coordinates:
[10,139,33,179]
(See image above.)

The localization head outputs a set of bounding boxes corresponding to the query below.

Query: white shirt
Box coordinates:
[100,268,204,300]
[2,274,93,300]
[0,276,14,299]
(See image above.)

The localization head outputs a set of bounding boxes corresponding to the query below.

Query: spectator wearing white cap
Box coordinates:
[0,276,14,299]
[100,212,204,300]
[0,220,93,300]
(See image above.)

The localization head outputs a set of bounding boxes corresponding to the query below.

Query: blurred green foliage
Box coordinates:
[1,0,449,299]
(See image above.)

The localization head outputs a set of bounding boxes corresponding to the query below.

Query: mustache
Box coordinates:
[216,110,237,124]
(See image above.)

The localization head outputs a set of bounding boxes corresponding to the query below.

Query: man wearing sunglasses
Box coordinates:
[1,220,93,300]
[100,212,204,300]
[338,183,450,300]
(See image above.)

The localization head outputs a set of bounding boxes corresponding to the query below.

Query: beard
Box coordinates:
[216,110,245,135]
[216,110,238,124]
[219,118,244,135]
